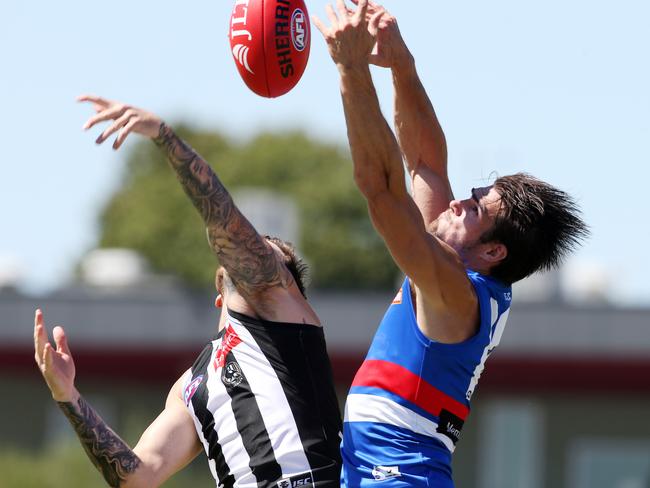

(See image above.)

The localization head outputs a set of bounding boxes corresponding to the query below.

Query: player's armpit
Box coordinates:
[366,190,478,342]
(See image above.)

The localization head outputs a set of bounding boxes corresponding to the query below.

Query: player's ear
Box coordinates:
[215,267,225,294]
[481,241,507,264]
[215,294,223,308]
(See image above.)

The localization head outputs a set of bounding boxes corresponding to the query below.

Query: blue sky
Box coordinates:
[1,0,649,304]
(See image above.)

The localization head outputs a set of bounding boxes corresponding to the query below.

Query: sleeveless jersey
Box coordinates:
[342,271,512,487]
[182,309,342,488]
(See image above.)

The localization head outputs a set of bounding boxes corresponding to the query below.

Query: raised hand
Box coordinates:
[349,0,411,69]
[313,0,384,69]
[34,309,77,402]
[78,95,162,150]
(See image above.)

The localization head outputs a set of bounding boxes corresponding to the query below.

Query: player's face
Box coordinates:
[430,186,502,256]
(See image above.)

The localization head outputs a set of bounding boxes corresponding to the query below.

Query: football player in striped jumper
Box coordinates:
[33,97,342,487]
[315,1,588,486]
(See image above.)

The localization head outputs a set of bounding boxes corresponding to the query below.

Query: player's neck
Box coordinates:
[218,293,258,331]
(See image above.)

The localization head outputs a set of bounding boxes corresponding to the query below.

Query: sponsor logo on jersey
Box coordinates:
[436,409,465,444]
[276,471,314,487]
[214,325,242,370]
[290,9,307,51]
[183,374,204,406]
[372,465,401,480]
[222,361,244,388]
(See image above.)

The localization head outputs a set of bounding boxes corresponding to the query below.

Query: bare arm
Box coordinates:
[33,310,201,487]
[78,95,295,308]
[351,0,453,222]
[314,1,475,325]
[57,394,141,487]
[393,60,454,221]
[151,123,293,298]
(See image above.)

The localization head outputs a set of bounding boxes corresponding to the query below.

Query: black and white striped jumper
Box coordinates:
[181,309,342,488]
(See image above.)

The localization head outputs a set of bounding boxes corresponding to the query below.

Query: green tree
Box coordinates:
[97,126,398,290]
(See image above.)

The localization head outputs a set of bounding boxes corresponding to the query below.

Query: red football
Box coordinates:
[228,0,311,98]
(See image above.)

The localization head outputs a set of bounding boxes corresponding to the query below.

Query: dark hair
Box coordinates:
[266,236,309,297]
[480,173,589,285]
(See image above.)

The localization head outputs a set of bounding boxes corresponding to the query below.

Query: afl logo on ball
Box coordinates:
[291,9,307,51]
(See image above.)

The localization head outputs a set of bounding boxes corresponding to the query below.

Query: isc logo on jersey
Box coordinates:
[276,473,313,487]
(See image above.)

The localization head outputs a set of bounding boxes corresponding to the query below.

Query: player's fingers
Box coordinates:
[77,94,111,107]
[368,10,383,36]
[53,326,71,356]
[325,4,340,28]
[113,117,138,150]
[43,343,55,371]
[350,0,378,15]
[34,309,48,364]
[353,0,369,22]
[83,104,128,131]
[312,15,329,36]
[336,0,349,19]
[96,110,134,144]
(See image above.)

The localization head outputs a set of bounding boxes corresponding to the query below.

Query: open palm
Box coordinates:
[34,309,77,402]
[77,94,162,150]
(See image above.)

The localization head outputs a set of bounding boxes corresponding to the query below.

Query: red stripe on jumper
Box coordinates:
[352,359,470,421]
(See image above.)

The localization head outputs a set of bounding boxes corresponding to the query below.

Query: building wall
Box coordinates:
[2,285,650,487]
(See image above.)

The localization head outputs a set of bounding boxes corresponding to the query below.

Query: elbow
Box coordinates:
[353,167,388,201]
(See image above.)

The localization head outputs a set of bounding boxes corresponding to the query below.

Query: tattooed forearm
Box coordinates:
[58,397,141,487]
[152,123,292,295]
[153,123,231,225]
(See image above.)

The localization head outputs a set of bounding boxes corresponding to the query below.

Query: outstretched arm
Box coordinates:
[314,1,475,326]
[33,310,201,487]
[315,1,479,343]
[352,0,453,222]
[78,96,294,309]
[57,396,141,486]
[151,122,293,298]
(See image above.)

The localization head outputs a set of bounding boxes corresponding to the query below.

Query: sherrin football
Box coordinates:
[229,0,310,98]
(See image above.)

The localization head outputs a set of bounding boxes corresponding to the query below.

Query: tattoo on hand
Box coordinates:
[153,123,293,297]
[58,397,140,487]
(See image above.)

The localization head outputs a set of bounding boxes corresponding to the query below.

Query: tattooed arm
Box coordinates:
[58,395,140,487]
[78,95,296,312]
[152,122,293,298]
[34,310,202,487]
